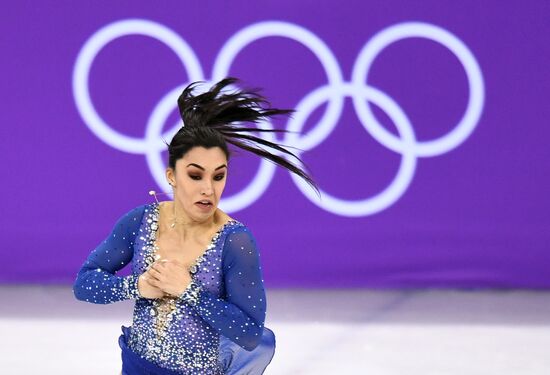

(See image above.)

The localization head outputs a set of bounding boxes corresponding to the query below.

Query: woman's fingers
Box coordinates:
[151,261,166,270]
[151,260,183,276]
[147,260,190,294]
[148,277,165,291]
[147,267,163,281]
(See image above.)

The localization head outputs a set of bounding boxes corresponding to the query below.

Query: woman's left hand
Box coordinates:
[146,259,192,298]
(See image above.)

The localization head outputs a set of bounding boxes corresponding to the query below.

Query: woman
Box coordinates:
[73,78,318,375]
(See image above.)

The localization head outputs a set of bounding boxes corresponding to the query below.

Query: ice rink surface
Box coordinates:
[1,286,549,374]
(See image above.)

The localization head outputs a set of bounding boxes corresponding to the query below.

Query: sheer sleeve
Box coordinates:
[73,205,146,304]
[179,225,267,351]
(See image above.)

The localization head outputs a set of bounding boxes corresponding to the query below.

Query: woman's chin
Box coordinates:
[187,205,217,222]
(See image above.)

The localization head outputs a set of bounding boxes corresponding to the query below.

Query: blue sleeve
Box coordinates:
[73,205,146,304]
[179,226,267,351]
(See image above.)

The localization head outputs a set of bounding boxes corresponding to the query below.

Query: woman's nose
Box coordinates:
[201,180,213,195]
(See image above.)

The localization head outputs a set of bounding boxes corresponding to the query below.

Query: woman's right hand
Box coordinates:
[138,273,166,299]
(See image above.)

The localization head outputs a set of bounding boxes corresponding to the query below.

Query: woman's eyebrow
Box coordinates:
[187,163,204,170]
[186,163,227,171]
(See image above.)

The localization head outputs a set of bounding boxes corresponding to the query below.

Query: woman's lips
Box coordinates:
[195,201,213,211]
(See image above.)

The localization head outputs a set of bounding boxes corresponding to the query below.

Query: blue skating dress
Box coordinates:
[73,202,275,374]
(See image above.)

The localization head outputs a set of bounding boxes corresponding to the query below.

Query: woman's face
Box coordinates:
[167,146,228,223]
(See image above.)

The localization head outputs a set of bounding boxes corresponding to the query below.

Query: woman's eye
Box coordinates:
[214,174,225,181]
[189,175,201,180]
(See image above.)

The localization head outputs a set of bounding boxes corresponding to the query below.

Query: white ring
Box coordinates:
[73,19,204,153]
[352,22,485,157]
[288,83,417,216]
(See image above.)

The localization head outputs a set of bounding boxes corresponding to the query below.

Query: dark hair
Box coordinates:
[166,78,319,194]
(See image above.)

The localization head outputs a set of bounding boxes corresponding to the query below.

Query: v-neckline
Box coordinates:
[150,201,237,274]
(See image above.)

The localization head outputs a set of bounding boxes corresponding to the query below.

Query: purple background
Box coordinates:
[2,1,549,288]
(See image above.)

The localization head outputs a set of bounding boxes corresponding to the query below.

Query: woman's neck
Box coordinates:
[161,200,219,240]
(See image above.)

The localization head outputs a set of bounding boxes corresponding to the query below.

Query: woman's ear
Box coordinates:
[166,168,175,186]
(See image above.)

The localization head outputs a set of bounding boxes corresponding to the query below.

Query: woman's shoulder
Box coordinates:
[116,202,154,223]
[217,211,248,234]
[128,202,153,215]
[213,208,242,229]
[221,218,258,247]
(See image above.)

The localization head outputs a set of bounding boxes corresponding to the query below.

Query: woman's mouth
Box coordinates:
[195,200,214,211]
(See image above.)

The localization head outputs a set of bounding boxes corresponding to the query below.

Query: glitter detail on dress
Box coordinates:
[73,202,270,374]
[144,203,237,339]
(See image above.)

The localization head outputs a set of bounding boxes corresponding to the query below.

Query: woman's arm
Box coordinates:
[179,226,267,351]
[73,205,146,304]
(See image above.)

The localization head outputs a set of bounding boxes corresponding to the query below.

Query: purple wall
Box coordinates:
[2,1,549,288]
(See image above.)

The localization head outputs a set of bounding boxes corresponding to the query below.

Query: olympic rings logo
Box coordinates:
[72,19,484,217]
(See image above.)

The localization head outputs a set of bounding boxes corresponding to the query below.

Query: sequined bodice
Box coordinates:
[73,203,268,375]
[129,203,239,373]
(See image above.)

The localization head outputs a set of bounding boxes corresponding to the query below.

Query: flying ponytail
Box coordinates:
[167,77,319,195]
